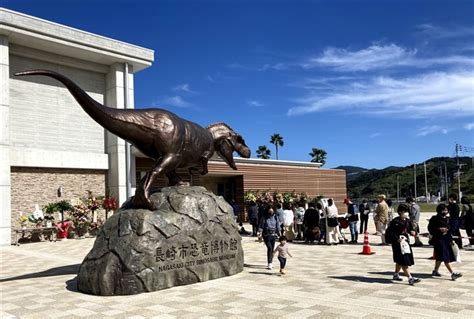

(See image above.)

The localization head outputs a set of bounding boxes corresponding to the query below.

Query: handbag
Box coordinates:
[327,217,338,227]
[451,241,462,263]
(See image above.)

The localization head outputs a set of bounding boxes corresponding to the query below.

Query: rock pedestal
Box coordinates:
[77,186,243,295]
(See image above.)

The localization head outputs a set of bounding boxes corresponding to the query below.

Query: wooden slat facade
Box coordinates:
[135,157,347,219]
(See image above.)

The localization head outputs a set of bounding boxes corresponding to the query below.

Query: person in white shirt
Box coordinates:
[294,203,305,240]
[325,198,339,245]
[282,202,295,241]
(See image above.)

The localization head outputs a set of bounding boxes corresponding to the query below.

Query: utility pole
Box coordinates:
[455,143,464,200]
[397,175,400,203]
[444,162,448,199]
[414,163,417,201]
[424,162,429,203]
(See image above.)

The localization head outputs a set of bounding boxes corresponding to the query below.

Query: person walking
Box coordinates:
[294,203,305,240]
[428,203,463,280]
[385,204,421,285]
[275,203,285,234]
[375,195,389,244]
[406,197,423,246]
[317,202,326,244]
[248,201,259,236]
[303,203,320,244]
[345,198,359,244]
[325,198,339,245]
[282,202,295,241]
[359,199,369,234]
[387,199,395,223]
[461,197,474,248]
[273,235,293,274]
[257,206,281,270]
[448,194,462,249]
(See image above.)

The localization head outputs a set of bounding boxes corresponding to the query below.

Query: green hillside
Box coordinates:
[346,157,474,201]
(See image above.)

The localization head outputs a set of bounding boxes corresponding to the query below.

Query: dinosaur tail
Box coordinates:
[14,69,126,135]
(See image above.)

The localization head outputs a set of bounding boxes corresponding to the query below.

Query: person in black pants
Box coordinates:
[448,194,462,249]
[359,200,369,234]
[248,201,259,236]
[461,197,474,247]
[257,206,280,270]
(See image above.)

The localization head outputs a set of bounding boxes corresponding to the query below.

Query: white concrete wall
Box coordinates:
[0,35,11,245]
[9,54,106,154]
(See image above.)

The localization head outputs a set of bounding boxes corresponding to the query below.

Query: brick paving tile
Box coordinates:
[1,219,473,318]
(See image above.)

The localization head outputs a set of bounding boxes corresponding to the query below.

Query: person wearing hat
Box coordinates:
[375,194,389,245]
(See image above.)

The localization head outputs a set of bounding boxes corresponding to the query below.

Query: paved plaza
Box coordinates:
[1,218,473,318]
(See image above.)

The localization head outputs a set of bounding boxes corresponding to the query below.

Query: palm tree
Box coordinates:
[270,133,284,160]
[256,145,271,159]
[309,148,327,166]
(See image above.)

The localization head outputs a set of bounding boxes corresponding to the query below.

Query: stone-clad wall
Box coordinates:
[10,167,106,237]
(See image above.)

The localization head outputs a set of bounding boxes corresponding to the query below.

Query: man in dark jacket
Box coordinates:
[448,194,462,249]
[303,203,320,244]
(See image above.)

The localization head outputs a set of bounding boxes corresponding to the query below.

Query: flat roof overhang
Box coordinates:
[131,147,337,171]
[0,8,154,72]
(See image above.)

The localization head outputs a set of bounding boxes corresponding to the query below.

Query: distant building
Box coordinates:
[0,9,346,245]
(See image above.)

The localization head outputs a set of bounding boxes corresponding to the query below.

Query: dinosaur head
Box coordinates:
[207,123,251,170]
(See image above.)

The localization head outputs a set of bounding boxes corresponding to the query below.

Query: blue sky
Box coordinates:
[4,0,474,169]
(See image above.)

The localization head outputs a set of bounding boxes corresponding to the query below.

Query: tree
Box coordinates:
[270,133,284,160]
[309,148,327,166]
[256,145,271,159]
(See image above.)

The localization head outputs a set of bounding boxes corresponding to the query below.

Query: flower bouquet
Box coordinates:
[102,197,118,219]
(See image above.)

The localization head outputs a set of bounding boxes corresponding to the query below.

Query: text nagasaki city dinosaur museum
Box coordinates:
[0,8,347,245]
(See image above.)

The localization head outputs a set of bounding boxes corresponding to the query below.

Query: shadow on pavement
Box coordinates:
[66,277,79,292]
[329,275,393,284]
[248,271,274,276]
[368,271,434,279]
[0,264,80,283]
[244,263,267,269]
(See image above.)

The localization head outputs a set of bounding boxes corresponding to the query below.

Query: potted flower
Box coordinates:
[71,203,90,238]
[102,197,118,219]
[18,214,28,229]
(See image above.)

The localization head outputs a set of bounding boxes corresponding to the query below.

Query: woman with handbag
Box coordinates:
[385,204,421,285]
[428,204,463,281]
[257,206,281,270]
[325,198,339,245]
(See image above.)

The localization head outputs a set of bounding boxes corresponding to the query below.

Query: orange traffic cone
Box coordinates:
[359,231,375,255]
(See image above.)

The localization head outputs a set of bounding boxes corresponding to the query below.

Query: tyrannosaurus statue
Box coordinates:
[15,70,251,210]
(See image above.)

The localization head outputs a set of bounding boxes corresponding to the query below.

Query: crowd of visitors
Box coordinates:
[246,193,471,283]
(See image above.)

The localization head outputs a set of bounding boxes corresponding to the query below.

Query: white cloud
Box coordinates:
[259,63,288,71]
[246,100,265,107]
[303,44,417,71]
[172,83,195,93]
[416,125,450,137]
[288,71,474,118]
[464,122,474,130]
[302,44,474,71]
[369,132,382,138]
[162,95,192,108]
[415,24,474,39]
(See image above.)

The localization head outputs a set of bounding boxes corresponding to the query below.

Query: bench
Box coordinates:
[13,227,57,246]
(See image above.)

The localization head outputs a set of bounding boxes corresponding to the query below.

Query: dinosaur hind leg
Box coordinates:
[166,170,190,186]
[132,154,180,210]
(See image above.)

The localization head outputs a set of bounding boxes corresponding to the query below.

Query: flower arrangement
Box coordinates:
[102,197,118,219]
[18,214,28,228]
[244,189,309,206]
[71,203,90,237]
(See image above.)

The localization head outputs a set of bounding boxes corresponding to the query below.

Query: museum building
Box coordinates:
[0,8,346,246]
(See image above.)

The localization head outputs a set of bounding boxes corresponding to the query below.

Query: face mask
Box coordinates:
[401,212,409,218]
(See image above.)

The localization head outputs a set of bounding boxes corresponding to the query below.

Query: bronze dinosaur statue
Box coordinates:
[15,70,251,210]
